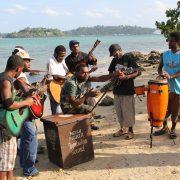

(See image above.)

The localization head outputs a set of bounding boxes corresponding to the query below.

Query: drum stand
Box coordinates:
[150,113,176,148]
[150,117,154,148]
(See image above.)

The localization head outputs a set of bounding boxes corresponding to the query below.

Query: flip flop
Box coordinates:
[125,132,134,140]
[113,129,127,137]
[153,128,168,136]
[169,130,177,139]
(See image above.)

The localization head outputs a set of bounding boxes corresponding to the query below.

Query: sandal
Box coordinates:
[169,130,177,139]
[125,132,134,140]
[153,128,168,136]
[113,129,127,137]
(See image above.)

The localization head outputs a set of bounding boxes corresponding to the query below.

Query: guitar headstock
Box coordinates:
[93,40,101,48]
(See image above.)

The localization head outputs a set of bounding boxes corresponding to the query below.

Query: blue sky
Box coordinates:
[0,0,178,33]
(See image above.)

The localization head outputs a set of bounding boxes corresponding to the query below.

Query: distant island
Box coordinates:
[0,25,156,38]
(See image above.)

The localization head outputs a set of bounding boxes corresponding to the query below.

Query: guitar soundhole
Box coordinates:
[19,108,24,115]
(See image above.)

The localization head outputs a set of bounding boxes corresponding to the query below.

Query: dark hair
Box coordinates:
[54,45,66,54]
[169,32,180,42]
[12,46,25,55]
[75,63,88,72]
[69,40,79,49]
[6,55,24,70]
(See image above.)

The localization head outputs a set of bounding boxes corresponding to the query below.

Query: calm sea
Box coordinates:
[0,34,167,74]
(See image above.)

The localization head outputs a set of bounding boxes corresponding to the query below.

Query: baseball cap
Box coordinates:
[13,47,34,60]
[69,40,79,49]
[109,44,121,57]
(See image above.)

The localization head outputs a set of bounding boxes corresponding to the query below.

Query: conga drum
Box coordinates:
[134,85,145,96]
[147,79,169,127]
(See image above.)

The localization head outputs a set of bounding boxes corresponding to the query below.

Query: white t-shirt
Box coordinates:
[47,56,68,80]
[17,72,30,84]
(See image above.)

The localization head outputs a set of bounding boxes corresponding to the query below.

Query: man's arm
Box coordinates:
[158,56,164,75]
[89,71,120,82]
[52,74,68,81]
[68,89,100,107]
[164,71,180,80]
[14,77,30,95]
[1,80,33,110]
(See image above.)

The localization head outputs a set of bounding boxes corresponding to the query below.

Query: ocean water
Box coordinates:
[0,34,167,74]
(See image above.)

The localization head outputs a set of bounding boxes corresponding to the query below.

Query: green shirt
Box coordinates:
[61,74,90,110]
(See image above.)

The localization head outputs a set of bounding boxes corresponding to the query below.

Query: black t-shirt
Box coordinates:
[65,51,97,73]
[0,72,13,104]
[108,53,138,95]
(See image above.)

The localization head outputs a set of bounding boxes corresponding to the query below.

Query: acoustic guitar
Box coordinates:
[90,67,136,113]
[14,74,48,119]
[29,77,48,119]
[0,97,29,137]
[49,73,72,103]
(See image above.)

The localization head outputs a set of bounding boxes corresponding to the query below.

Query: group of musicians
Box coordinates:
[0,31,179,179]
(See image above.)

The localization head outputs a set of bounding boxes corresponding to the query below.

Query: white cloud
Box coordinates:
[4,4,27,14]
[102,8,121,18]
[59,11,72,16]
[84,7,121,18]
[4,8,17,14]
[154,0,169,13]
[42,8,72,16]
[85,10,104,18]
[15,4,27,11]
[42,9,59,16]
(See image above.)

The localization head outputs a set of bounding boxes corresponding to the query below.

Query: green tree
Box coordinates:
[155,1,180,39]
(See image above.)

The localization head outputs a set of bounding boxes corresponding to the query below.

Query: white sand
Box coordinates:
[14,66,180,180]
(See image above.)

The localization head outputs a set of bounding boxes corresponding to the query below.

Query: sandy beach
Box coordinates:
[14,66,180,180]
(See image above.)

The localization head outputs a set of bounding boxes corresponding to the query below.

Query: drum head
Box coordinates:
[148,79,168,85]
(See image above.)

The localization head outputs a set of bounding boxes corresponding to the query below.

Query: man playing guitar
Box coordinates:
[47,45,69,114]
[65,40,98,74]
[13,47,40,178]
[0,55,34,180]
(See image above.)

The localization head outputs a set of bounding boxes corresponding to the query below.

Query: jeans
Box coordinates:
[50,99,62,114]
[20,120,38,176]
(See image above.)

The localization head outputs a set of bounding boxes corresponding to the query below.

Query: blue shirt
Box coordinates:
[163,50,180,94]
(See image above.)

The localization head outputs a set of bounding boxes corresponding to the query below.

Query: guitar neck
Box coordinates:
[88,40,101,55]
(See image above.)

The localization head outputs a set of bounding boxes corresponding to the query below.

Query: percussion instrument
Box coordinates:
[134,85,145,96]
[147,79,169,127]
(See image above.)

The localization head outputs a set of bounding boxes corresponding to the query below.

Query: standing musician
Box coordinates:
[0,55,34,180]
[13,47,41,178]
[154,32,180,139]
[65,40,98,74]
[60,63,120,127]
[47,45,69,114]
[108,44,141,140]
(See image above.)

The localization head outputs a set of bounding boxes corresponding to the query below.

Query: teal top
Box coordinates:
[163,50,180,94]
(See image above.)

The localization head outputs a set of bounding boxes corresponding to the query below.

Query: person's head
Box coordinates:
[12,47,33,72]
[168,32,180,51]
[109,44,123,59]
[69,40,80,54]
[54,45,66,63]
[75,63,89,82]
[5,55,24,78]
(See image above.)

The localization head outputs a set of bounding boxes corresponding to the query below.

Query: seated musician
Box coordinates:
[13,47,41,178]
[0,55,34,180]
[47,45,69,114]
[60,63,120,129]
